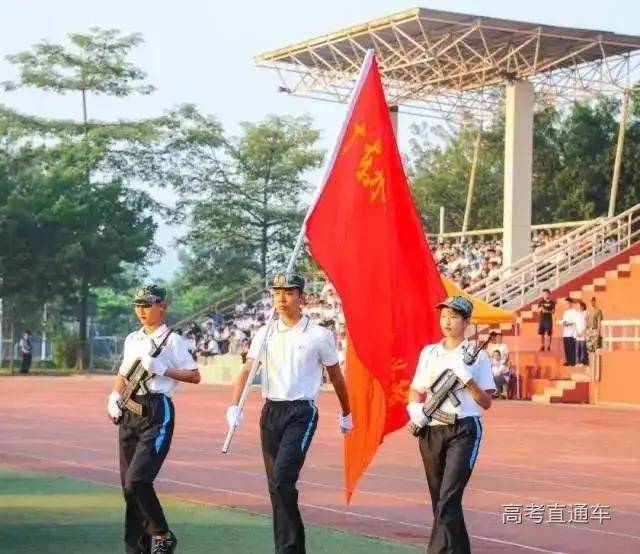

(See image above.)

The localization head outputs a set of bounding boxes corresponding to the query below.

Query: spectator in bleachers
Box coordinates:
[337,327,347,370]
[197,335,219,358]
[320,281,336,302]
[214,324,230,354]
[537,288,556,351]
[486,332,508,364]
[575,301,589,366]
[203,320,215,338]
[586,297,603,353]
[228,324,246,355]
[559,298,578,366]
[490,350,510,398]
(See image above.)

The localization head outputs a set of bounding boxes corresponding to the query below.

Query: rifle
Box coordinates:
[409,332,496,436]
[114,328,173,424]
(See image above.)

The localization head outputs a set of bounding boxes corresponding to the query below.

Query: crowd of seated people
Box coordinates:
[179,278,347,368]
[432,229,567,290]
[180,229,572,384]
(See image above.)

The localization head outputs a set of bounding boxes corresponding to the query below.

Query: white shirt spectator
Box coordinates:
[214,327,230,341]
[411,340,496,426]
[248,315,339,401]
[575,310,587,340]
[491,359,510,379]
[487,342,509,364]
[560,308,578,338]
[119,324,197,397]
[320,282,336,301]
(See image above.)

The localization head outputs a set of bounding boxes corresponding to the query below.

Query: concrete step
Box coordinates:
[604,270,619,280]
[593,278,607,289]
[555,380,578,391]
[629,255,640,264]
[583,284,596,293]
[617,263,631,274]
[571,372,591,382]
[531,394,551,404]
[520,310,534,321]
[569,290,582,300]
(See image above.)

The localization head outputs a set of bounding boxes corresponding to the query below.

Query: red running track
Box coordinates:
[1,376,639,553]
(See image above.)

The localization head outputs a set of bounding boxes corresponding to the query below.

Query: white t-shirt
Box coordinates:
[560,308,578,338]
[119,324,198,397]
[411,340,496,426]
[248,315,339,401]
[575,311,587,340]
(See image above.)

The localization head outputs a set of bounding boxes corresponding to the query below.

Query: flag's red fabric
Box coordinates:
[305,54,446,502]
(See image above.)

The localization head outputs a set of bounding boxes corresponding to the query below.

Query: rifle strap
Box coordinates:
[123,398,145,416]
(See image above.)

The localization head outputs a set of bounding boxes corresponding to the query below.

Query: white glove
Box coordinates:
[226,405,244,428]
[452,363,473,385]
[107,391,122,420]
[407,402,428,427]
[140,353,168,376]
[338,413,354,434]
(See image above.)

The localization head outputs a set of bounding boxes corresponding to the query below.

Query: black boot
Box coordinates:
[152,531,177,554]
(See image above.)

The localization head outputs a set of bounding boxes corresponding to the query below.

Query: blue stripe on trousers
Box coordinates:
[469,417,483,469]
[154,396,171,453]
[300,402,318,453]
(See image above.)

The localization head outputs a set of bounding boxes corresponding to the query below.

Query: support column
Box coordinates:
[388,104,398,137]
[503,80,534,267]
[608,88,629,218]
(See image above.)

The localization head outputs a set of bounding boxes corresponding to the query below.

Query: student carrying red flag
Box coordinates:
[305,51,446,501]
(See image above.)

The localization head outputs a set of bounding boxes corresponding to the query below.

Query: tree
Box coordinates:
[3,28,158,368]
[408,120,503,234]
[407,95,640,234]
[4,28,154,127]
[0,138,157,342]
[161,106,324,287]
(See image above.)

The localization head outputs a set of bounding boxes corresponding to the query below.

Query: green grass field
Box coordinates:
[0,465,419,553]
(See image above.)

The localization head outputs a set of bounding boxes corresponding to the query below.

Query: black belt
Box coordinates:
[265,399,313,405]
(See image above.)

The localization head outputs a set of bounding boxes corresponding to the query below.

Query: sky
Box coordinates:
[2,0,638,279]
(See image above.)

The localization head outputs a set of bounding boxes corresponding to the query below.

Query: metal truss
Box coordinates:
[255,8,640,123]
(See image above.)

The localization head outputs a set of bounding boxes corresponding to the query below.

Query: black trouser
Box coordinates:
[260,399,318,554]
[419,417,483,554]
[20,353,31,374]
[563,337,576,365]
[119,393,175,554]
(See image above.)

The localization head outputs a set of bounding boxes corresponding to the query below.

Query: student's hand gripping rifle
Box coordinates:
[113,329,173,425]
[409,332,496,436]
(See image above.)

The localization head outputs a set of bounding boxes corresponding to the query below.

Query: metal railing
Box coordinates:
[601,319,640,350]
[431,219,595,244]
[464,202,640,308]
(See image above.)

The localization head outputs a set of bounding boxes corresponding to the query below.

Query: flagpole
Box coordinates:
[221,49,376,454]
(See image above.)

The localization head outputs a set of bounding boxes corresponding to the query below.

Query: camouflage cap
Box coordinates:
[269,272,305,292]
[133,284,167,307]
[436,295,473,319]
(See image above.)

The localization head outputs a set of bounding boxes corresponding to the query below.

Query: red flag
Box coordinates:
[305,52,446,502]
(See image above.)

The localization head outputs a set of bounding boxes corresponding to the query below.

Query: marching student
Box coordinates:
[107,284,201,554]
[226,272,352,554]
[407,296,495,554]
[559,297,578,366]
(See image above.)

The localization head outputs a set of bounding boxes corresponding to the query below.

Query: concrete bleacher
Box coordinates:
[491,243,640,405]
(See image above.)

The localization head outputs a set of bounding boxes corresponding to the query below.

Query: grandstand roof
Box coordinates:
[255,7,640,120]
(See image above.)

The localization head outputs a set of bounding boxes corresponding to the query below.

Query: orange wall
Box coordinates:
[595,350,640,405]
